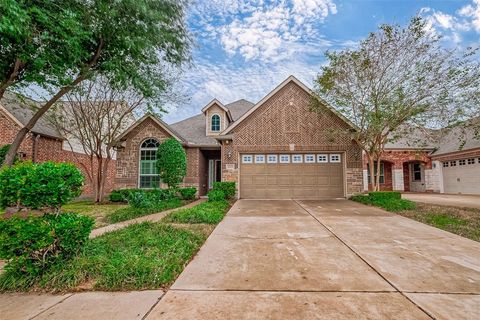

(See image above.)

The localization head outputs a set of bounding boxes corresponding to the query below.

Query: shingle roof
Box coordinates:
[0,92,63,139]
[385,127,437,150]
[170,99,254,146]
[431,118,480,156]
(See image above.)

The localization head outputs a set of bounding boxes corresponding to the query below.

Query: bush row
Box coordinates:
[109,187,197,204]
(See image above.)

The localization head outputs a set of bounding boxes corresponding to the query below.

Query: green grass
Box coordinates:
[105,198,185,223]
[350,194,416,212]
[0,222,208,292]
[61,201,128,227]
[163,200,230,224]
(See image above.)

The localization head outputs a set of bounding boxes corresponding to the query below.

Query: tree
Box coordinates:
[312,17,480,191]
[49,77,144,203]
[156,138,186,189]
[3,0,191,166]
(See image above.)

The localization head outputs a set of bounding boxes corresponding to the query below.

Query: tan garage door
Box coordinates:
[442,159,480,195]
[239,153,345,199]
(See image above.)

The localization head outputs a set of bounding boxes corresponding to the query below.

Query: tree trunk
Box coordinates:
[0,58,25,101]
[3,74,87,167]
[375,158,382,192]
[98,158,110,203]
[366,153,376,192]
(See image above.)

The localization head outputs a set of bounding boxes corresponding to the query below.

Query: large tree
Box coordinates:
[312,17,480,191]
[49,77,144,203]
[2,0,191,166]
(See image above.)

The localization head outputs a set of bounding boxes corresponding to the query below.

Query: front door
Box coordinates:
[208,159,221,189]
[410,162,426,192]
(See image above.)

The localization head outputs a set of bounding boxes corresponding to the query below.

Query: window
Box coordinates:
[279,154,290,163]
[459,159,466,166]
[443,162,449,167]
[242,155,253,163]
[305,154,315,163]
[317,154,328,163]
[330,154,341,163]
[367,163,384,184]
[292,154,303,163]
[255,154,265,163]
[211,114,221,132]
[267,154,278,163]
[450,160,457,167]
[467,158,475,165]
[412,163,422,181]
[139,138,160,188]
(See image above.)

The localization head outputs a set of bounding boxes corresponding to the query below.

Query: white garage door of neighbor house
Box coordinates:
[442,158,480,195]
[239,153,345,199]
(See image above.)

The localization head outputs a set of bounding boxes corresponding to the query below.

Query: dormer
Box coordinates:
[202,99,233,136]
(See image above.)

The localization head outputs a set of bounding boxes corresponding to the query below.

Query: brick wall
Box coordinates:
[221,81,364,197]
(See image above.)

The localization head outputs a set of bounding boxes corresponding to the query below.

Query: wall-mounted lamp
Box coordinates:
[227,151,232,159]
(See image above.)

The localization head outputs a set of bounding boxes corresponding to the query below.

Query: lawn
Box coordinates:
[397,203,480,242]
[0,200,232,292]
[106,198,187,223]
[62,200,128,227]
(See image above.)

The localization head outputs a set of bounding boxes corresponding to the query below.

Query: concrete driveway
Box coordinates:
[402,193,480,209]
[148,199,480,320]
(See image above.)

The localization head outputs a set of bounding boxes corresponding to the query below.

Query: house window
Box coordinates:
[242,155,253,164]
[443,162,449,167]
[279,154,290,163]
[450,160,457,167]
[467,158,475,165]
[292,154,303,163]
[305,154,315,163]
[330,154,341,163]
[139,138,161,188]
[255,154,265,163]
[459,159,466,166]
[317,154,328,163]
[412,163,422,181]
[367,163,385,184]
[211,114,221,132]
[267,154,278,163]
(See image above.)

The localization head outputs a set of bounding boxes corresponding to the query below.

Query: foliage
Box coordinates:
[178,187,197,200]
[312,17,480,191]
[0,145,17,166]
[156,139,187,188]
[208,189,226,202]
[164,200,230,224]
[109,188,177,203]
[106,199,183,223]
[350,193,416,212]
[0,161,84,210]
[0,213,93,279]
[127,191,152,209]
[368,191,401,201]
[0,222,205,291]
[61,200,127,228]
[108,191,125,203]
[212,182,236,199]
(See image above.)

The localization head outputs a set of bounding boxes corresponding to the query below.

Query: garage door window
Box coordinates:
[242,155,253,163]
[255,154,265,163]
[280,155,290,163]
[305,154,315,163]
[442,162,449,167]
[267,154,278,163]
[459,159,466,166]
[317,154,328,163]
[467,158,475,164]
[450,161,457,167]
[292,154,303,163]
[330,154,341,163]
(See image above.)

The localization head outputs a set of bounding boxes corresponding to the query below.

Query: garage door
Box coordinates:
[442,158,480,195]
[239,153,344,199]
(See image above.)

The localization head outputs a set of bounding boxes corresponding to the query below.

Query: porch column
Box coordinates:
[391,162,404,191]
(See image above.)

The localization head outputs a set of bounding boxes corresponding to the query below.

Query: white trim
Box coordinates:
[305,154,315,163]
[317,154,328,163]
[222,75,358,134]
[279,154,290,163]
[210,113,221,132]
[242,154,253,164]
[292,154,303,163]
[255,154,265,163]
[0,104,24,128]
[201,99,233,122]
[330,154,341,163]
[267,154,278,163]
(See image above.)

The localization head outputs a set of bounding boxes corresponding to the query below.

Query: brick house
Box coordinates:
[115,76,364,199]
[0,92,116,196]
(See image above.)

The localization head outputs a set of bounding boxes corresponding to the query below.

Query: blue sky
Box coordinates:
[163,0,480,123]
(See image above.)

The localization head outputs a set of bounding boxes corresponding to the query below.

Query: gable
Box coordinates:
[117,114,184,143]
[121,117,175,143]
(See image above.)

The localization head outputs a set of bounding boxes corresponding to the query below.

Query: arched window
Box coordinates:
[211,114,221,132]
[139,138,160,188]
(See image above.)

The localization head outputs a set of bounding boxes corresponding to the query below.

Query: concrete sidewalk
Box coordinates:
[402,193,480,209]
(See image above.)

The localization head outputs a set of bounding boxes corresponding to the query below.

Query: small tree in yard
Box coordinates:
[312,17,480,191]
[2,0,191,166]
[156,138,186,189]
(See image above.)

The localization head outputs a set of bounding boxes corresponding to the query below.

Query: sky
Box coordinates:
[162,0,480,124]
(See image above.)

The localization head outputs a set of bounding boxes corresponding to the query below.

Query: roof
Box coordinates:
[431,118,480,156]
[385,127,437,150]
[0,92,63,139]
[117,113,185,143]
[170,99,254,146]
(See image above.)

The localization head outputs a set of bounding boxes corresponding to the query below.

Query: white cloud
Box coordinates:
[458,0,480,32]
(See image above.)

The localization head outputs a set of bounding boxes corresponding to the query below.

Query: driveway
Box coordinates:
[148,199,480,320]
[402,193,480,209]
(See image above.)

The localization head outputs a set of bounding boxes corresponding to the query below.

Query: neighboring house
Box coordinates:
[0,92,116,196]
[115,76,364,199]
[363,121,480,195]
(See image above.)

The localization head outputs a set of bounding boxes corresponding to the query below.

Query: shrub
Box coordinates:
[212,182,236,199]
[127,191,152,209]
[178,187,197,200]
[368,191,401,201]
[109,189,130,202]
[156,138,186,188]
[208,189,225,202]
[0,161,84,210]
[0,144,18,166]
[0,213,94,276]
[109,188,178,204]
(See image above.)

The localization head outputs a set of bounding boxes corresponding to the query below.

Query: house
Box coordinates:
[363,121,480,195]
[0,92,116,196]
[115,76,364,199]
